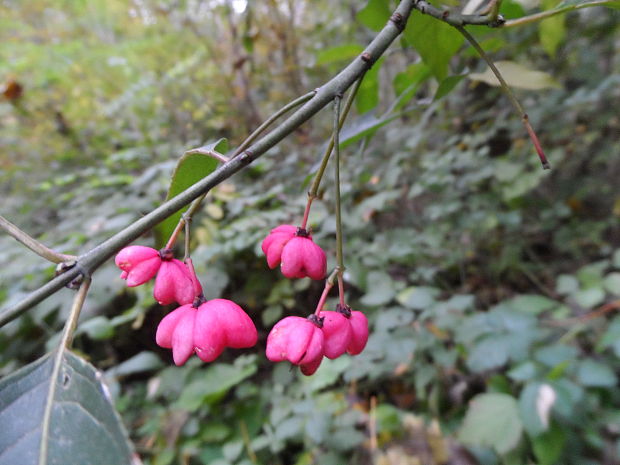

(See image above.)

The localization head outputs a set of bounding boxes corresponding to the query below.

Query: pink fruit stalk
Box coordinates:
[115,246,161,286]
[156,299,257,366]
[266,315,324,372]
[261,225,327,280]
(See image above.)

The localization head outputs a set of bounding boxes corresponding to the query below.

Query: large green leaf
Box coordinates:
[539,0,566,56]
[459,393,523,454]
[357,0,391,31]
[0,351,134,465]
[155,138,227,248]
[403,11,463,81]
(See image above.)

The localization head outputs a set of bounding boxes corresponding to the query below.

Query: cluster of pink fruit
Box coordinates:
[114,223,368,375]
[262,225,368,375]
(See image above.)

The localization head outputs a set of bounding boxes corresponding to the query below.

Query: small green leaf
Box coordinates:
[176,356,257,410]
[532,424,565,465]
[469,61,561,90]
[434,74,467,101]
[356,58,384,114]
[357,0,391,31]
[539,0,566,56]
[519,383,555,436]
[467,336,510,372]
[316,45,364,65]
[576,360,616,387]
[0,351,134,465]
[155,138,227,247]
[459,393,523,454]
[392,62,432,110]
[359,271,395,306]
[604,272,620,295]
[507,294,557,315]
[396,286,439,310]
[78,316,114,340]
[573,287,605,308]
[403,11,463,81]
[556,274,579,295]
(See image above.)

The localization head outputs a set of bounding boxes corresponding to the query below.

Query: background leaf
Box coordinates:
[469,61,561,90]
[459,393,523,454]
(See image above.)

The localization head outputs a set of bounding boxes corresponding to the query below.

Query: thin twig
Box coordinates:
[332,95,347,307]
[0,214,76,264]
[39,276,91,464]
[504,0,616,27]
[232,90,316,158]
[455,25,550,169]
[302,76,364,229]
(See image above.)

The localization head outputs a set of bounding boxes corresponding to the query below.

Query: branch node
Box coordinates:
[389,12,404,31]
[361,52,372,63]
[442,10,450,19]
[240,150,253,165]
[491,14,506,27]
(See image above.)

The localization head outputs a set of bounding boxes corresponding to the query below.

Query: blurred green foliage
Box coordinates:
[1,0,619,464]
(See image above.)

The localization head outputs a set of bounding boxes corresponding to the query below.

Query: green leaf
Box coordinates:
[507,294,557,315]
[316,45,364,65]
[556,274,579,295]
[532,424,566,465]
[434,74,467,101]
[604,272,620,295]
[576,360,616,387]
[403,11,463,81]
[0,351,134,465]
[459,393,523,454]
[519,383,555,436]
[360,270,395,306]
[469,61,561,90]
[392,62,432,110]
[573,287,605,308]
[339,112,401,149]
[396,286,439,310]
[78,316,114,340]
[539,0,566,56]
[176,356,257,410]
[357,0,391,31]
[356,57,384,114]
[155,138,227,247]
[467,335,510,372]
[597,316,620,356]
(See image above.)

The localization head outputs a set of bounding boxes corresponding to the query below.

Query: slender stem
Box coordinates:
[337,275,346,307]
[232,91,316,158]
[0,215,76,264]
[301,76,364,229]
[307,77,365,199]
[455,25,550,169]
[165,195,206,250]
[332,95,347,307]
[0,0,416,326]
[314,269,339,314]
[183,213,192,260]
[39,277,91,465]
[504,0,615,27]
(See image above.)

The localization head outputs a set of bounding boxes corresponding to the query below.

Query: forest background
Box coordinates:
[0,0,619,464]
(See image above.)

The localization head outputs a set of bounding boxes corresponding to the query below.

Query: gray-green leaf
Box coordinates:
[0,351,135,465]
